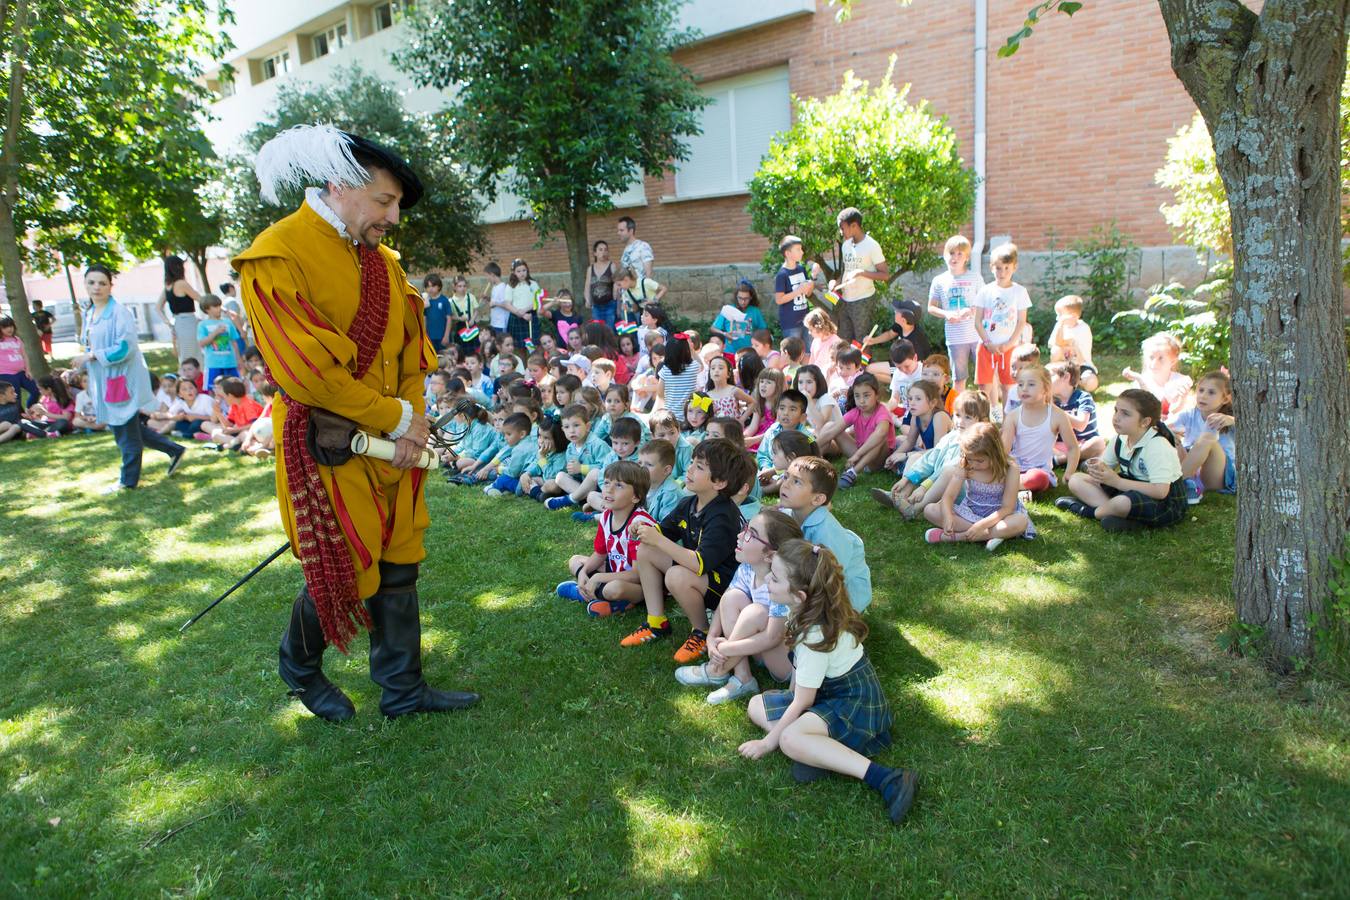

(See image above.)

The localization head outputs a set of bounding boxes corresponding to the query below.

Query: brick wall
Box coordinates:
[465,1,1200,299]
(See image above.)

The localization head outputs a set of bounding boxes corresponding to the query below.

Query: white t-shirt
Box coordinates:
[888,364,924,406]
[488,282,510,330]
[974,282,1032,346]
[794,626,864,689]
[75,389,96,418]
[169,395,215,418]
[840,234,885,302]
[929,270,984,344]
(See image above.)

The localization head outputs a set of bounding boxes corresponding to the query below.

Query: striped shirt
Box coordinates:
[660,363,700,424]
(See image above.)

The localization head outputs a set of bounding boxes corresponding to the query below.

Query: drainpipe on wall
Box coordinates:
[973,0,988,276]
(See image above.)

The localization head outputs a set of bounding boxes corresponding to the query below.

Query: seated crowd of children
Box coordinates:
[2,233,1233,829]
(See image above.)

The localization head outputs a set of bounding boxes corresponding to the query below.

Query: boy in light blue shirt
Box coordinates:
[777,456,873,612]
[755,389,813,473]
[196,295,243,389]
[483,412,537,497]
[640,437,683,523]
[546,403,614,510]
[648,410,692,483]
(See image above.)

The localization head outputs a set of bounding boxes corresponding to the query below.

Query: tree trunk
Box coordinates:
[561,198,589,312]
[189,247,210,292]
[60,252,83,338]
[0,0,46,376]
[1161,0,1350,668]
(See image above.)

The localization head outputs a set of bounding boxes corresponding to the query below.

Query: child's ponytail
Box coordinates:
[453,397,489,425]
[779,539,868,653]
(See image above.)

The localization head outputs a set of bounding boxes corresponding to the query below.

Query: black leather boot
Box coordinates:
[367,562,480,718]
[278,587,356,722]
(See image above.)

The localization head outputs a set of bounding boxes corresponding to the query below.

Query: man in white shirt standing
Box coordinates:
[617,215,654,279]
[831,207,889,344]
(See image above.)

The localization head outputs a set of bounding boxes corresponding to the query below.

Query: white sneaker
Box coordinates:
[483,487,502,498]
[675,663,729,687]
[985,537,1004,552]
[706,674,759,705]
[100,483,132,495]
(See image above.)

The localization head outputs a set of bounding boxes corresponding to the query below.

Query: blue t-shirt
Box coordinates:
[196,318,240,369]
[712,305,768,354]
[425,295,452,344]
[773,265,811,333]
[1056,387,1099,441]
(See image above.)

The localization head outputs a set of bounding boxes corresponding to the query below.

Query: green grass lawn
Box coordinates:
[1,350,1347,896]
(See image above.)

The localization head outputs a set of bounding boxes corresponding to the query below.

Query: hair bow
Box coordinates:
[673,331,691,341]
[689,393,712,413]
[522,379,537,388]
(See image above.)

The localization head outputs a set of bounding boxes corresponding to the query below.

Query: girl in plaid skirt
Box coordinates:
[739,540,919,825]
[1058,389,1188,533]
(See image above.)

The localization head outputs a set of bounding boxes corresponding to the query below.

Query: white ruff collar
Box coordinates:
[306,187,353,241]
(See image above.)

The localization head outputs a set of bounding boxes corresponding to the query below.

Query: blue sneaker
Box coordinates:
[571,511,597,523]
[1185,477,1204,505]
[556,581,585,602]
[545,496,576,511]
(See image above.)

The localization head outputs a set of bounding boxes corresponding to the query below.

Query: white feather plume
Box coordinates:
[254,124,370,204]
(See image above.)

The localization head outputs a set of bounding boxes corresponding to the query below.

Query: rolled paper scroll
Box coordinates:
[350,432,439,469]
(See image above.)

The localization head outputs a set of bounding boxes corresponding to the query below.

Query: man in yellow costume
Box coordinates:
[233,125,478,721]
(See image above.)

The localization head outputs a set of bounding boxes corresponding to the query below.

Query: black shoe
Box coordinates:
[1054,497,1094,519]
[367,566,479,718]
[1101,516,1144,533]
[278,588,355,722]
[166,449,186,477]
[791,761,832,783]
[878,768,920,825]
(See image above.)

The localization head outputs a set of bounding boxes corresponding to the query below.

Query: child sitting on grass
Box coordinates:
[557,460,656,616]
[30,375,75,436]
[452,407,507,483]
[544,403,611,509]
[625,439,755,660]
[483,412,538,497]
[639,438,683,523]
[67,371,105,433]
[592,383,648,446]
[446,399,496,473]
[755,389,812,488]
[759,429,818,497]
[886,380,951,476]
[1169,370,1236,503]
[874,389,989,519]
[1048,361,1104,464]
[1123,332,1192,417]
[1002,365,1080,494]
[793,365,846,457]
[647,410,691,481]
[834,373,898,489]
[925,423,1035,551]
[578,416,644,519]
[676,509,802,704]
[519,415,568,502]
[1059,388,1189,532]
[739,539,917,824]
[0,381,25,444]
[776,456,872,612]
[207,376,264,451]
[156,376,213,439]
[239,383,277,458]
[746,368,786,449]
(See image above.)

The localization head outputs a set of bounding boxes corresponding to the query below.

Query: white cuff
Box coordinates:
[387,399,414,440]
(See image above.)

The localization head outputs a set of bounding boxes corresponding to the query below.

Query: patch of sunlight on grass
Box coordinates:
[466,587,539,611]
[621,794,716,880]
[92,566,146,586]
[1279,731,1350,776]
[989,575,1080,609]
[915,641,1070,731]
[115,767,233,833]
[132,635,177,668]
[0,705,77,757]
[0,579,61,622]
[108,621,143,644]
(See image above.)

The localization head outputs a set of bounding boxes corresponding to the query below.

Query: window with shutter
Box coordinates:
[675,67,790,200]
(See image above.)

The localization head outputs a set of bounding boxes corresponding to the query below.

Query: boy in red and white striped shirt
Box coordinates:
[557,460,655,617]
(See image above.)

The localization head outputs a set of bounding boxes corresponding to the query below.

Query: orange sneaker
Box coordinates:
[673,630,708,664]
[620,621,672,647]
